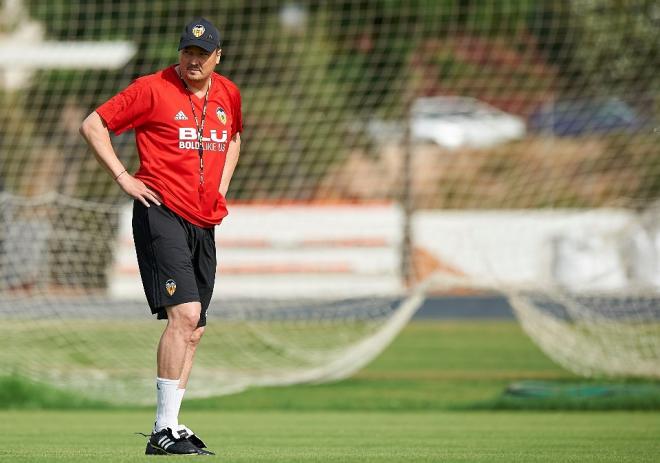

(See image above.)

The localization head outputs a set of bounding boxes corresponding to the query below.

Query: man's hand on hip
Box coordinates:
[117,174,162,207]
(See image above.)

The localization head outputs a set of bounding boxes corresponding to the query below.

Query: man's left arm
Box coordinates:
[219,132,241,197]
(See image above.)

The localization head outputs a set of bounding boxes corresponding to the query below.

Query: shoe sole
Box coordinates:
[145,442,202,456]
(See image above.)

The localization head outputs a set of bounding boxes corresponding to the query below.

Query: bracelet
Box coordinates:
[114,169,127,181]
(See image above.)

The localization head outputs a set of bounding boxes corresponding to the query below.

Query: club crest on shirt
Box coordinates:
[165,279,177,296]
[192,25,205,38]
[216,107,227,124]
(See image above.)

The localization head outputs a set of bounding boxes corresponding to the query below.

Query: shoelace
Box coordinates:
[134,430,182,441]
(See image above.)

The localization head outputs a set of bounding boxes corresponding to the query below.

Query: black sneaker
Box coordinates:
[144,427,203,455]
[177,425,215,456]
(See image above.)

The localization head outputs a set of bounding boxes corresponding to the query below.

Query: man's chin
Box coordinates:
[185,72,204,81]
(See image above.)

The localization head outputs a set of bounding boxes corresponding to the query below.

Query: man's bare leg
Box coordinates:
[178,326,205,389]
[154,301,201,432]
[157,301,201,378]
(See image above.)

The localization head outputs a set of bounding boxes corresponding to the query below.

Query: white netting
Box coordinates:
[0,0,659,403]
[0,192,423,402]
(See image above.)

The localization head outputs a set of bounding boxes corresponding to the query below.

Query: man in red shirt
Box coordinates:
[80,17,241,456]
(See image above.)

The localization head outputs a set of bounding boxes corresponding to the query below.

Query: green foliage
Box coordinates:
[5,1,658,204]
[570,0,660,101]
[529,1,659,105]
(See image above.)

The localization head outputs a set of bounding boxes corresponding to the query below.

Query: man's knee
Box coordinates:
[166,302,202,332]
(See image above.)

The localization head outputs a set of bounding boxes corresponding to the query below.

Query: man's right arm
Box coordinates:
[79,111,161,207]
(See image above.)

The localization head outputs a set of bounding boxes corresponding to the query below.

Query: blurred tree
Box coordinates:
[569,0,659,108]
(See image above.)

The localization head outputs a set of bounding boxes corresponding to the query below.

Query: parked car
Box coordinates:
[529,98,647,136]
[410,96,526,149]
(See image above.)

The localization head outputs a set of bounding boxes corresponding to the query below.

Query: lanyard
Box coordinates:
[179,72,211,193]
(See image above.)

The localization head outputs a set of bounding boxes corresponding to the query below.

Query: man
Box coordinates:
[80,18,241,456]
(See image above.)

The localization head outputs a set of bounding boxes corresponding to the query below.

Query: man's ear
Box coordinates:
[216,49,222,64]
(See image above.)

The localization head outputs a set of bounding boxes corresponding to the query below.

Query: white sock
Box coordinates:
[154,377,180,432]
[175,387,186,421]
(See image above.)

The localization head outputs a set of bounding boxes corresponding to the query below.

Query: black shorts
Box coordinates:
[132,200,216,327]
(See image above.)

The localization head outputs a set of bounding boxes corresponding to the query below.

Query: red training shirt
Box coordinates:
[96,65,242,228]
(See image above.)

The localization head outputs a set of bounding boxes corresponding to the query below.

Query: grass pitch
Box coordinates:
[1,410,658,462]
[1,321,659,461]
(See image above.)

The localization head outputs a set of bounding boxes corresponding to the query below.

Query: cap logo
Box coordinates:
[216,107,227,124]
[192,25,205,38]
[165,279,177,296]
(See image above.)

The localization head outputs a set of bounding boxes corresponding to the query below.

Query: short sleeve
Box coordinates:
[96,78,153,135]
[231,86,243,137]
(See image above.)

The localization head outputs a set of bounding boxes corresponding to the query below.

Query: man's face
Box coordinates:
[179,46,221,82]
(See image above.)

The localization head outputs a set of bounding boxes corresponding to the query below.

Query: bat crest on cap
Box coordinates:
[192,25,205,38]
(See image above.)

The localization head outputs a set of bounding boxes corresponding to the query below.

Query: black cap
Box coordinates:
[178,18,221,52]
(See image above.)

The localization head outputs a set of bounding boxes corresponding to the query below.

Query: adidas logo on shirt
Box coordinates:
[174,110,188,121]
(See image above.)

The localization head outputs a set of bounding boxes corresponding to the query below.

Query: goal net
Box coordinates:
[0,0,658,403]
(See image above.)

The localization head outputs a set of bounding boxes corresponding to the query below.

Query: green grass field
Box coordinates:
[2,409,658,462]
[1,321,659,462]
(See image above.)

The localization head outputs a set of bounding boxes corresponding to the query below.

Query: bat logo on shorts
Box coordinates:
[165,279,177,296]
[192,25,205,38]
